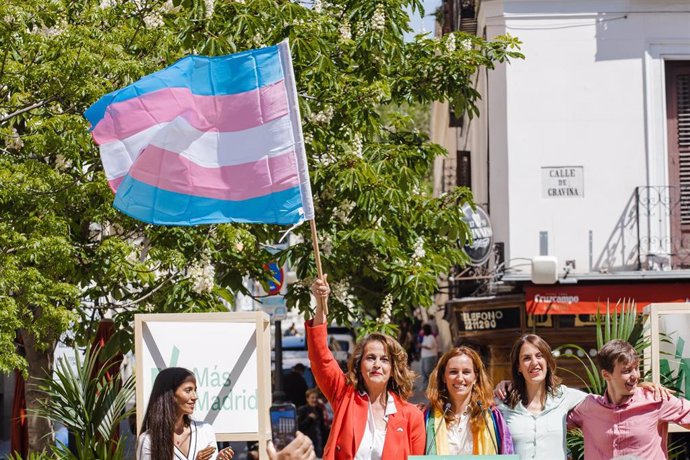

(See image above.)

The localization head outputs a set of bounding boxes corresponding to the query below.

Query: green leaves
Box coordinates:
[36,345,135,460]
[0,0,523,372]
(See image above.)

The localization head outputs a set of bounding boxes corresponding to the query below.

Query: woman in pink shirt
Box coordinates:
[307,277,426,460]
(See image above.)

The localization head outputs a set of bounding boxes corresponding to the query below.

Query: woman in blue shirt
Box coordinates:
[496,335,585,460]
[496,334,670,460]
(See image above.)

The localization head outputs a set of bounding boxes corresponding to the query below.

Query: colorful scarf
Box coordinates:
[425,406,514,455]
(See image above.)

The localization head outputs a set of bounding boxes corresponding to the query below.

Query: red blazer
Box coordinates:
[306,320,425,460]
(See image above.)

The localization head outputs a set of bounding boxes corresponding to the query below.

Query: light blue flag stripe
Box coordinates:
[85,45,284,129]
[113,176,305,226]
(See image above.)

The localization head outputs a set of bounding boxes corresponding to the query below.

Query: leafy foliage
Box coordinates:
[0,0,522,373]
[35,345,134,459]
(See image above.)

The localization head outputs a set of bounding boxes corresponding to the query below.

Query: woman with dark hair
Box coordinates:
[425,347,513,455]
[137,367,234,460]
[307,276,425,459]
[496,334,667,459]
[496,334,585,460]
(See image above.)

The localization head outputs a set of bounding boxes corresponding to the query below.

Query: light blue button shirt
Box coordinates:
[497,385,587,460]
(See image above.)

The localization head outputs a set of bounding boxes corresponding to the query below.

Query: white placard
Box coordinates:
[541,166,584,198]
[645,303,690,433]
[135,312,271,444]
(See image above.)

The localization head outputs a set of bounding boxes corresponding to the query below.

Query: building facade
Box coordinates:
[432,0,690,386]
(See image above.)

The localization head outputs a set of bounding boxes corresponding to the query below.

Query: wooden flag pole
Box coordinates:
[309,219,327,314]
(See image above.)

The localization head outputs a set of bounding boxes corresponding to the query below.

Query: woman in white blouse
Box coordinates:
[137,367,234,460]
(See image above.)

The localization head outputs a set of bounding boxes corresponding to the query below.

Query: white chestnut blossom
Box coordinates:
[316,150,336,166]
[445,34,456,52]
[204,0,215,18]
[188,254,215,294]
[334,201,355,223]
[309,105,334,124]
[313,0,322,13]
[100,0,116,8]
[55,154,72,171]
[331,280,352,303]
[352,134,363,158]
[143,13,164,28]
[412,237,426,260]
[371,4,385,31]
[339,22,351,40]
[461,38,472,50]
[379,294,393,324]
[320,234,333,257]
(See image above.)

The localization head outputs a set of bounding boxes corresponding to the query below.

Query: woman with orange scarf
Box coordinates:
[425,347,514,455]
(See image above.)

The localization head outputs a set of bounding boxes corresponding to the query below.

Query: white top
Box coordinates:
[497,386,587,460]
[137,420,219,460]
[420,335,438,358]
[447,412,473,455]
[354,392,397,460]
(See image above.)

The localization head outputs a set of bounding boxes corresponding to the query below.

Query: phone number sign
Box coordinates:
[456,307,521,331]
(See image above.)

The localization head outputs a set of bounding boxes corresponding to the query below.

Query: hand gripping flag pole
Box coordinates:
[85,40,326,309]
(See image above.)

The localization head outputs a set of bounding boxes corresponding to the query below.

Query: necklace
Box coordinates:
[174,426,190,446]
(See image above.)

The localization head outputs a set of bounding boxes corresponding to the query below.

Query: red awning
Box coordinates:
[525,282,690,314]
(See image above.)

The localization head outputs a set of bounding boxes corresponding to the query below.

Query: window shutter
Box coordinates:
[676,72,690,226]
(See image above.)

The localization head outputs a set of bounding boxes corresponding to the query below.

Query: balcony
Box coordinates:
[636,186,690,270]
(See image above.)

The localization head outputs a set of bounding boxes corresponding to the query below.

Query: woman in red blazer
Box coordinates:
[306,276,425,460]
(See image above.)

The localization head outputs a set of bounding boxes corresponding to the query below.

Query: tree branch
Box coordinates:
[0,97,57,124]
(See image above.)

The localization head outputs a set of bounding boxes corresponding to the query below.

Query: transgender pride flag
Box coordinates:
[84,41,314,226]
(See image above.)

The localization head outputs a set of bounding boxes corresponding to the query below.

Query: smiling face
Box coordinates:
[360,340,391,391]
[306,392,318,407]
[444,354,477,405]
[174,376,198,416]
[519,342,548,387]
[603,360,640,403]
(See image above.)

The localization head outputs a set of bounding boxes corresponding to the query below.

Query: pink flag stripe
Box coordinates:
[122,145,300,201]
[91,80,289,144]
[99,115,295,180]
[108,176,125,192]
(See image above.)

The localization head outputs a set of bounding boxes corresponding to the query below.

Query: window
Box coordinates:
[665,60,690,265]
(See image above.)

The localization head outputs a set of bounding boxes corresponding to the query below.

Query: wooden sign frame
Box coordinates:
[135,312,272,454]
[644,302,690,433]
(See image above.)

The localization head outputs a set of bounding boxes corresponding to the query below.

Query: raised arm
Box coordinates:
[306,275,347,403]
[310,275,329,326]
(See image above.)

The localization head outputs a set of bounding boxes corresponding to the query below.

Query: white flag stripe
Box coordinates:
[99,115,295,180]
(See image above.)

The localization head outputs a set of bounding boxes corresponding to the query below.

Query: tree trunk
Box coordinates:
[20,329,55,454]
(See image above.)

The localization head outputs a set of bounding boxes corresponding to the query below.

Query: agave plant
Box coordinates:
[34,345,135,460]
[556,298,643,395]
[557,299,686,460]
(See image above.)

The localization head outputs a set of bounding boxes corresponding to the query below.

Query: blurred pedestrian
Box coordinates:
[298,388,327,457]
[420,324,438,389]
[283,363,309,407]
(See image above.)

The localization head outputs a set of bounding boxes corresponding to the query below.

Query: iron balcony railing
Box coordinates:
[636,186,690,270]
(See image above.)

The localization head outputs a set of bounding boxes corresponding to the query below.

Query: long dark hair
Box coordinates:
[506,334,561,408]
[140,367,196,460]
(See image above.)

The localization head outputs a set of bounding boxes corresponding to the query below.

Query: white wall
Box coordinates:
[475,0,690,274]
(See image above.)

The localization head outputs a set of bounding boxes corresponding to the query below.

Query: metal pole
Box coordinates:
[274,319,283,391]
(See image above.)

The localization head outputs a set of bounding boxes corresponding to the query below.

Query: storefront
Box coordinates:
[446,280,690,387]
